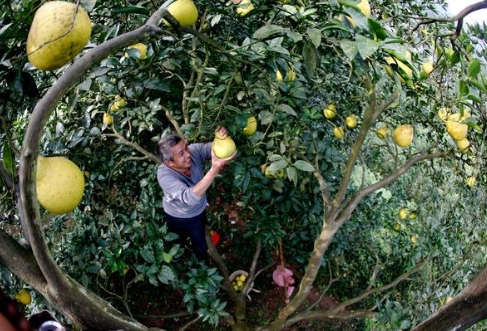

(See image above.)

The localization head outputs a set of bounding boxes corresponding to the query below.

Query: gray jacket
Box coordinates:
[157,142,212,218]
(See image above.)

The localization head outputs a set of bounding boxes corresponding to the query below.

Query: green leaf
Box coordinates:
[307,28,322,48]
[140,248,155,263]
[112,6,150,16]
[340,40,358,60]
[2,141,14,176]
[293,160,315,172]
[268,159,288,172]
[80,0,96,12]
[303,42,319,78]
[468,59,481,78]
[356,34,379,60]
[163,252,173,263]
[277,104,297,117]
[164,232,179,241]
[459,80,469,96]
[158,265,175,284]
[253,25,284,39]
[368,19,388,40]
[342,6,368,29]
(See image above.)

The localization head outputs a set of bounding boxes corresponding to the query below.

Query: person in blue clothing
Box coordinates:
[157,127,237,260]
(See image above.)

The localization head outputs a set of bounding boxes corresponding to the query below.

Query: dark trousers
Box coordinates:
[164,211,208,260]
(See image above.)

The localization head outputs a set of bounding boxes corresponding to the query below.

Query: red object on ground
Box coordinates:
[211,230,220,246]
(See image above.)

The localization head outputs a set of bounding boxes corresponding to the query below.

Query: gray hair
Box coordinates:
[157,135,182,162]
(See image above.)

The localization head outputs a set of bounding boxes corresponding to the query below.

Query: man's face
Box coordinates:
[166,141,191,171]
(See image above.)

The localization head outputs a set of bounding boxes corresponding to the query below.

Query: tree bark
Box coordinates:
[413,265,487,331]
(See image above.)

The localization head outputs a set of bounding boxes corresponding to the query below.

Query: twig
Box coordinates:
[179,315,202,331]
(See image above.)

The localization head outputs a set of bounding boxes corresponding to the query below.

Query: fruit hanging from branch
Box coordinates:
[213,132,237,159]
[26,1,92,70]
[36,156,85,215]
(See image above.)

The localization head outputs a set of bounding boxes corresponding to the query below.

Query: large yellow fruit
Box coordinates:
[345,114,357,129]
[103,113,113,125]
[276,69,284,82]
[243,116,257,136]
[109,97,126,112]
[164,0,198,26]
[457,138,470,153]
[36,156,85,214]
[27,1,92,70]
[15,289,32,305]
[377,127,389,139]
[446,113,468,141]
[323,104,337,119]
[237,0,254,16]
[213,132,237,158]
[422,61,433,75]
[124,43,147,60]
[466,176,476,187]
[393,124,414,147]
[333,127,345,139]
[399,207,409,220]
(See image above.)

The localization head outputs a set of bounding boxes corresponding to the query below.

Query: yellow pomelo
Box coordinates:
[377,127,389,139]
[393,124,414,147]
[333,127,345,139]
[466,176,476,187]
[410,235,417,244]
[15,289,32,305]
[237,0,254,16]
[124,43,147,60]
[109,97,126,112]
[324,104,337,119]
[243,116,257,136]
[422,61,433,75]
[393,223,401,231]
[410,212,417,220]
[36,156,85,214]
[446,113,468,141]
[163,0,198,26]
[27,1,92,70]
[345,114,357,129]
[457,138,470,153]
[213,132,237,159]
[103,113,113,125]
[276,69,284,82]
[438,107,451,122]
[398,207,409,220]
[287,67,296,81]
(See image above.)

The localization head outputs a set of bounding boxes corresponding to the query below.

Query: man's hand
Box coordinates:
[211,149,237,172]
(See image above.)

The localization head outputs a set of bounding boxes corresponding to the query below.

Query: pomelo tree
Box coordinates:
[0,0,486,330]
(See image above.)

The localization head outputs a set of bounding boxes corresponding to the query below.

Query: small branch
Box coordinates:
[0,160,14,189]
[335,150,447,224]
[304,261,339,312]
[242,238,262,297]
[105,126,161,165]
[179,315,202,331]
[160,104,184,139]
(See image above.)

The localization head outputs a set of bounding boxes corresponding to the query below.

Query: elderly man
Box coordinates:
[157,127,236,260]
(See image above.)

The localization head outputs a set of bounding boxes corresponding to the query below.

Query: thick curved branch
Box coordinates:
[412,0,487,35]
[330,88,399,218]
[413,264,487,331]
[0,229,47,291]
[17,2,172,330]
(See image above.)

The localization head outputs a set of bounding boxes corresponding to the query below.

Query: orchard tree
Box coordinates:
[0,0,486,330]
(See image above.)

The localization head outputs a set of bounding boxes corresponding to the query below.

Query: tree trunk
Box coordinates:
[413,265,487,331]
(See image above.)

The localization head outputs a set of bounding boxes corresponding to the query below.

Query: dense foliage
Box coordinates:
[1,0,486,330]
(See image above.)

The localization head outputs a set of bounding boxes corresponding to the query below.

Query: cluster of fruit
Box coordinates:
[232,274,248,292]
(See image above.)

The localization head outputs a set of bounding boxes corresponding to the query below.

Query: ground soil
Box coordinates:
[126,262,360,331]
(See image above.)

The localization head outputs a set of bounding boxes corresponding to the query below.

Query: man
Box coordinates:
[157,127,236,260]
